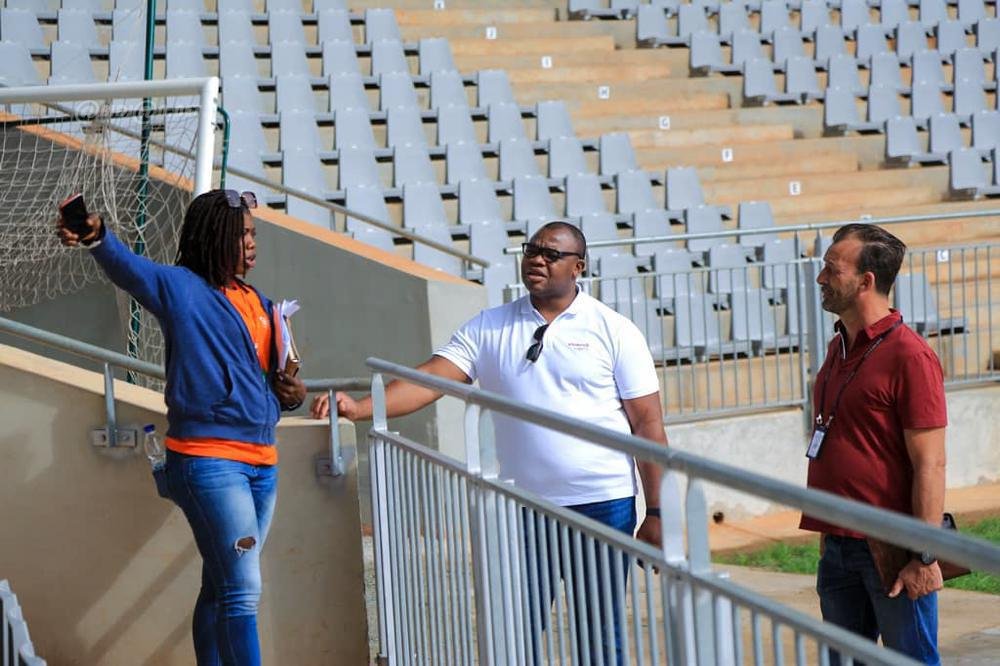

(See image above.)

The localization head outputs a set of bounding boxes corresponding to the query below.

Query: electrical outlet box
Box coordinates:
[90,427,138,448]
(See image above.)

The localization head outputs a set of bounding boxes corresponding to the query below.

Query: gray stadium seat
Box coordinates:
[731,288,778,350]
[871,52,907,92]
[972,110,1000,151]
[273,44,312,79]
[615,170,659,214]
[329,72,371,112]
[393,143,437,187]
[446,141,488,185]
[886,115,933,163]
[430,69,469,110]
[371,41,410,77]
[276,75,315,114]
[773,27,807,63]
[476,70,515,106]
[419,38,457,76]
[482,255,517,307]
[219,10,255,46]
[785,56,823,101]
[936,20,968,60]
[413,224,463,276]
[387,106,428,149]
[513,175,557,233]
[949,146,990,195]
[58,9,100,49]
[690,30,727,74]
[929,113,964,156]
[678,4,711,42]
[335,108,378,150]
[731,29,766,69]
[402,181,449,229]
[975,18,1000,52]
[896,22,929,64]
[760,0,793,38]
[894,272,966,333]
[653,248,694,312]
[1,9,45,51]
[437,104,478,145]
[920,0,949,28]
[499,138,542,180]
[270,10,306,45]
[856,24,891,62]
[718,2,752,40]
[827,55,865,95]
[488,102,529,143]
[316,0,349,11]
[738,201,777,248]
[536,100,576,140]
[380,71,420,111]
[318,8,354,44]
[0,42,40,87]
[912,50,947,90]
[868,84,903,126]
[665,167,707,212]
[599,133,639,176]
[580,213,621,266]
[344,185,396,252]
[109,41,144,81]
[50,42,96,84]
[953,49,989,89]
[548,136,590,178]
[674,292,722,359]
[220,42,260,80]
[911,80,946,124]
[459,178,504,228]
[840,0,869,36]
[685,204,726,254]
[707,243,749,295]
[322,40,362,77]
[223,76,265,115]
[365,8,402,44]
[815,25,848,64]
[219,0,255,12]
[637,4,671,47]
[281,112,332,228]
[744,58,799,104]
[167,43,207,79]
[566,173,609,218]
[337,146,381,189]
[800,0,831,34]
[954,78,989,120]
[880,0,909,32]
[632,210,676,257]
[112,7,146,43]
[761,238,798,293]
[957,0,986,27]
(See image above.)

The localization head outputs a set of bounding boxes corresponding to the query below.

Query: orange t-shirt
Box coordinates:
[166,281,278,466]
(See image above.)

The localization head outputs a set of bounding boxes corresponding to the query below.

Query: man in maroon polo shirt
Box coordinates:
[799,224,947,665]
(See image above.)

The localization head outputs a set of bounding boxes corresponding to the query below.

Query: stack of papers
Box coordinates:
[272,299,301,376]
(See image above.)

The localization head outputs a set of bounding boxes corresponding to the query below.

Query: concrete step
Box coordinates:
[395,8,558,26]
[696,153,860,183]
[626,123,796,150]
[505,61,672,85]
[759,184,944,218]
[573,105,824,140]
[454,48,690,74]
[574,92,731,118]
[511,77,741,107]
[448,34,615,56]
[400,19,614,41]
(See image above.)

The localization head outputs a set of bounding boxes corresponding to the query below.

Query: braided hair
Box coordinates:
[174,190,247,288]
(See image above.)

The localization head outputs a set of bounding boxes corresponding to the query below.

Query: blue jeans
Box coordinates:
[525,496,637,666]
[166,451,278,666]
[817,535,940,666]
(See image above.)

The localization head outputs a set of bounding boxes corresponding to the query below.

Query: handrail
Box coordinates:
[503,207,1000,254]
[365,356,1000,576]
[0,316,164,379]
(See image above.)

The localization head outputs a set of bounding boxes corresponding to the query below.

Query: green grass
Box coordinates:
[714,516,1000,595]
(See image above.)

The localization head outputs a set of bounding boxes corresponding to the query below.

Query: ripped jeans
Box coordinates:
[166,451,278,666]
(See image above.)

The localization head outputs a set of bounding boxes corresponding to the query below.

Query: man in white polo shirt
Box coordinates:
[312,221,668,664]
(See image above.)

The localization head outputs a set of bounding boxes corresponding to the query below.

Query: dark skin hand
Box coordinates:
[55,212,102,246]
[274,371,307,409]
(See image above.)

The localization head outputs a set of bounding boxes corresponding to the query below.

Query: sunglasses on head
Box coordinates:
[223,189,258,210]
[522,242,584,264]
[526,323,549,363]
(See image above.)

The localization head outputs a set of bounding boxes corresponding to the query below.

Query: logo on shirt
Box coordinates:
[566,341,590,351]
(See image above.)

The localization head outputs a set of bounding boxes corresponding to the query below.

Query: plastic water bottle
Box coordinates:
[143,424,165,471]
[143,424,170,499]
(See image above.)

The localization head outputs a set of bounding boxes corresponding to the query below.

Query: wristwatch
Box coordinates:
[913,550,937,566]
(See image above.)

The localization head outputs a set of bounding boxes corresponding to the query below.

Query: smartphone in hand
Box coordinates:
[58,193,92,236]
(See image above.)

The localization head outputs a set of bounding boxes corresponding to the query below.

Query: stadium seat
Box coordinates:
[674,292,722,360]
[337,147,381,189]
[50,42,96,84]
[948,146,993,196]
[219,11,256,47]
[437,105,478,145]
[718,3,752,40]
[954,78,989,121]
[344,185,397,252]
[880,0,910,32]
[707,243,749,295]
[815,25,848,65]
[731,30,766,69]
[329,72,371,113]
[566,173,610,218]
[488,102,529,143]
[513,175,558,234]
[653,248,695,309]
[270,10,307,45]
[536,100,576,141]
[413,224,463,276]
[744,58,800,105]
[761,238,797,290]
[386,106,428,149]
[1,9,45,52]
[371,40,410,77]
[365,8,403,45]
[445,141,488,185]
[393,144,437,188]
[785,56,823,102]
[57,9,100,49]
[840,0,870,36]
[773,27,807,64]
[895,22,929,64]
[322,40,363,78]
[112,7,146,43]
[0,42,40,86]
[402,181,449,229]
[856,24,891,63]
[894,272,966,333]
[430,70,469,110]
[827,55,865,96]
[731,287,778,351]
[335,108,378,150]
[690,31,727,74]
[972,110,1000,151]
[276,74,314,114]
[548,136,590,178]
[632,210,677,257]
[637,5,671,47]
[109,41,144,82]
[281,112,332,228]
[477,70,516,106]
[738,201,777,249]
[615,170,660,215]
[936,20,969,60]
[499,138,542,181]
[957,0,987,27]
[272,43,311,79]
[419,38,457,76]
[599,133,639,176]
[870,52,907,93]
[318,8,354,44]
[685,204,727,255]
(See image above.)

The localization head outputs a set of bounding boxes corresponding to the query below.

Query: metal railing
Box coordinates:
[364,357,1000,666]
[1,580,46,666]
[506,231,1000,422]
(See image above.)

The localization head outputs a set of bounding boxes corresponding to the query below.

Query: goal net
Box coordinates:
[0,79,218,387]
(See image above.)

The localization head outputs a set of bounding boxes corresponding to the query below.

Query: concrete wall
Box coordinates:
[668,384,1000,520]
[0,345,368,665]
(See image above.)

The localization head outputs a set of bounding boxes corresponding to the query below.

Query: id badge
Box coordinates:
[806,426,826,459]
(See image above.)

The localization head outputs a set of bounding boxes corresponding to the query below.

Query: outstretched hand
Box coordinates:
[55,213,102,247]
[310,391,364,421]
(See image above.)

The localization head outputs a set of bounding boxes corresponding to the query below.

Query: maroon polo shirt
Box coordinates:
[799,310,948,538]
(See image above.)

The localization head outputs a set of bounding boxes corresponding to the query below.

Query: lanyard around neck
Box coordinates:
[815,320,902,429]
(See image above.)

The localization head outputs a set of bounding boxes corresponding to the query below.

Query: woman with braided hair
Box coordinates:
[57,189,306,666]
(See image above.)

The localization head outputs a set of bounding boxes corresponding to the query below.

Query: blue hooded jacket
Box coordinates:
[90,228,281,445]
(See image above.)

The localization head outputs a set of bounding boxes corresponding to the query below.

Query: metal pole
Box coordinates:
[103,363,118,448]
[217,105,231,190]
[194,77,220,195]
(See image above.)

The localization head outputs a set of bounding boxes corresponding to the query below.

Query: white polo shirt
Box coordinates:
[434,291,660,506]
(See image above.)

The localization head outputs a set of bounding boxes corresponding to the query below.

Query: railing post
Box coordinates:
[103,362,118,448]
[326,389,345,477]
[368,374,395,664]
[659,472,691,665]
[802,258,825,424]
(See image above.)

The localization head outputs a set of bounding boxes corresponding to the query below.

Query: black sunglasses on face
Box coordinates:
[522,242,584,264]
[223,189,258,210]
[526,323,549,363]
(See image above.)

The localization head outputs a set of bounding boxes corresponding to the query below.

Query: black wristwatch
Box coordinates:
[913,550,937,566]
[646,507,661,518]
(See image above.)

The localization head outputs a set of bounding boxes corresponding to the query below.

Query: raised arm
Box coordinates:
[310,355,472,421]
